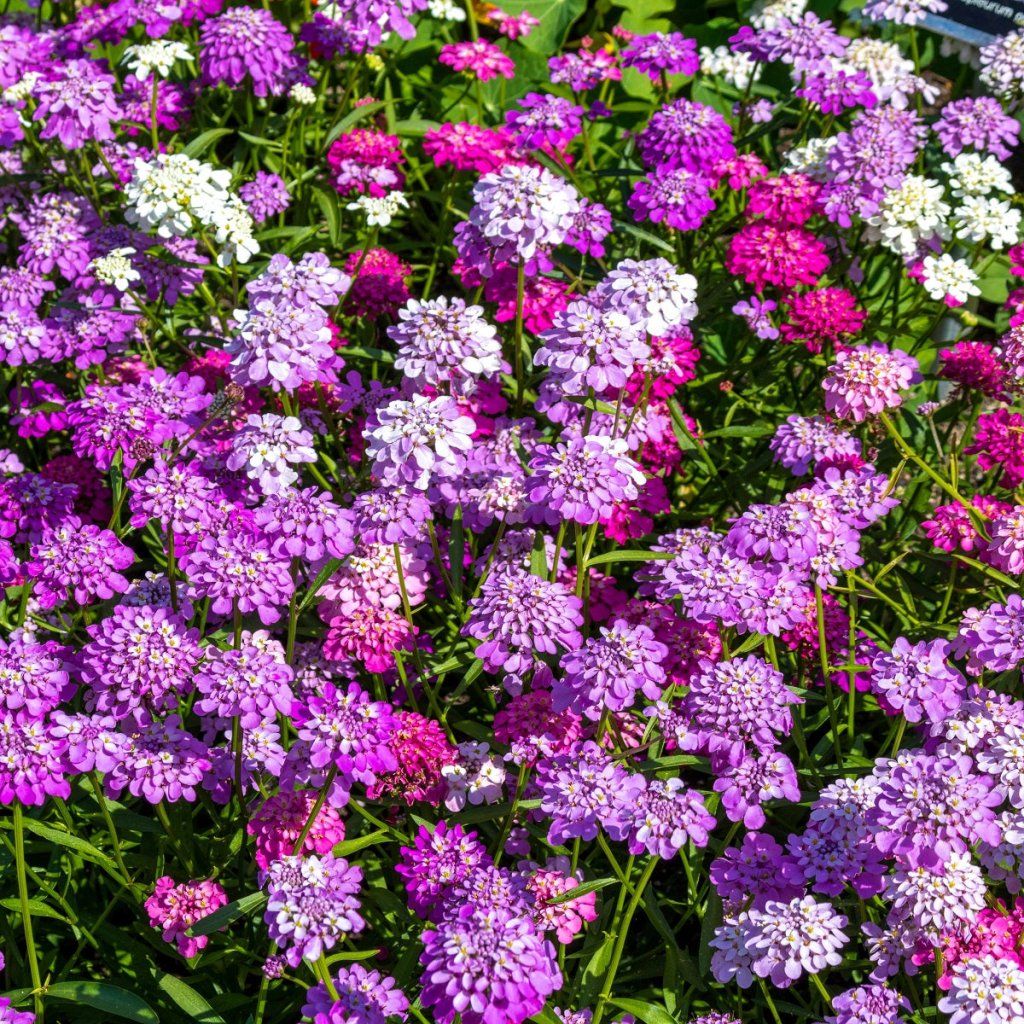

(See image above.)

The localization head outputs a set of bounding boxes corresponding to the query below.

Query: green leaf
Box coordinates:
[0,897,68,922]
[46,982,158,1024]
[449,504,465,605]
[338,345,394,363]
[698,888,723,977]
[237,131,279,149]
[529,1009,562,1024]
[665,398,699,453]
[334,828,390,857]
[530,530,549,578]
[610,0,676,33]
[576,928,617,1003]
[953,552,1020,587]
[609,999,677,1024]
[425,647,474,676]
[394,117,440,137]
[612,218,674,254]
[493,0,586,54]
[312,187,342,247]
[325,100,389,147]
[323,949,383,964]
[978,254,1011,304]
[545,877,617,904]
[586,549,675,568]
[187,891,267,938]
[14,818,122,880]
[297,558,342,613]
[703,424,773,438]
[183,129,233,159]
[157,975,227,1024]
[565,393,618,415]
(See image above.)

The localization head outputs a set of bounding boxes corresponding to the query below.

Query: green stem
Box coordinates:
[815,585,844,769]
[592,858,658,1024]
[758,978,784,1024]
[879,411,981,529]
[14,802,44,1023]
[88,772,134,889]
[150,73,160,153]
[155,801,193,873]
[292,767,338,855]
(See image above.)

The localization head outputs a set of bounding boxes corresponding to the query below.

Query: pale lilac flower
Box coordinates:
[365,394,475,490]
[744,896,849,988]
[871,637,966,725]
[822,343,920,422]
[263,854,365,967]
[939,956,1024,1024]
[226,414,317,495]
[390,296,503,389]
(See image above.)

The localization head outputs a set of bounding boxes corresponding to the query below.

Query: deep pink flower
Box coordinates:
[145,877,228,958]
[725,222,830,293]
[439,40,514,82]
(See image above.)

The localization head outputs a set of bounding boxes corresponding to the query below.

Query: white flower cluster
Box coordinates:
[943,153,1014,198]
[89,247,140,292]
[442,741,507,812]
[954,196,1021,250]
[289,83,316,106]
[866,175,950,257]
[347,190,409,227]
[784,136,838,178]
[3,70,39,104]
[749,0,807,28]
[842,37,938,109]
[882,150,1023,305]
[699,45,759,90]
[428,0,466,20]
[124,153,259,267]
[921,253,980,306]
[121,40,192,81]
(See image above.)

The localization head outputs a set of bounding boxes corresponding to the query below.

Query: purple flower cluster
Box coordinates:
[263,853,365,966]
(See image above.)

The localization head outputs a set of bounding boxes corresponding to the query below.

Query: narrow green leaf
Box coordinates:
[448,505,465,605]
[183,129,232,159]
[394,118,440,136]
[46,982,158,1024]
[312,187,341,247]
[0,897,68,922]
[297,558,342,613]
[565,393,618,415]
[14,818,122,879]
[698,888,723,977]
[237,131,279,149]
[337,346,394,363]
[157,975,227,1024]
[576,929,617,1003]
[612,218,674,254]
[529,530,548,578]
[609,998,676,1024]
[586,549,675,568]
[323,949,382,965]
[334,828,389,857]
[545,877,617,904]
[187,891,267,938]
[325,101,388,147]
[665,398,699,452]
[703,424,773,439]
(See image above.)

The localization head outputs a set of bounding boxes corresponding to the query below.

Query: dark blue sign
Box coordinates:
[924,0,1024,45]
